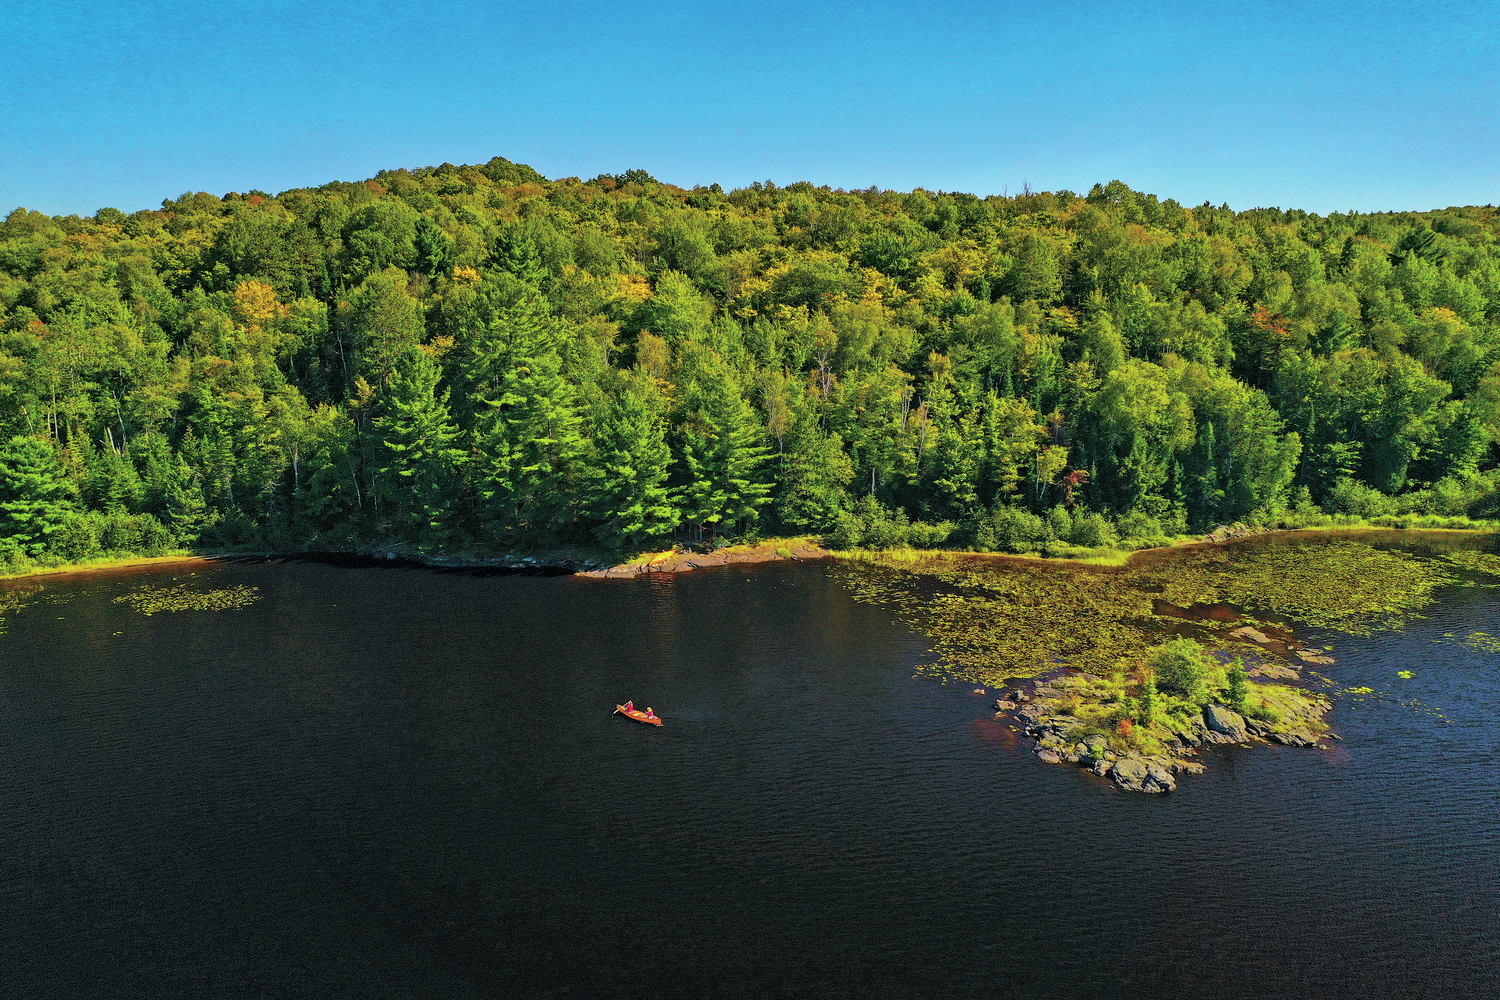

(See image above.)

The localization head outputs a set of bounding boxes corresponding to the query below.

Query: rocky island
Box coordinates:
[998,660,1334,793]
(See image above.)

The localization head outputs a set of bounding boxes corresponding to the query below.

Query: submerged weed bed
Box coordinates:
[834,530,1491,688]
[112,582,261,615]
[0,583,43,635]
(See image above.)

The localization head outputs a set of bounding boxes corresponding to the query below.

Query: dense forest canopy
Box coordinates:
[2,157,1498,561]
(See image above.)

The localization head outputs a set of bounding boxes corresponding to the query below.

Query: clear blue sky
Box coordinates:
[3,1,1496,217]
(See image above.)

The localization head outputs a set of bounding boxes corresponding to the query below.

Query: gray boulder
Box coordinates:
[1110,757,1172,792]
[1268,729,1318,747]
[1248,661,1300,680]
[1204,704,1249,741]
[1112,758,1149,789]
[1144,764,1177,792]
[1078,737,1113,767]
[1228,625,1272,644]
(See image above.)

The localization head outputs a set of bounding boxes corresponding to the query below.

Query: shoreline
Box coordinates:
[2,523,1491,587]
[0,552,212,583]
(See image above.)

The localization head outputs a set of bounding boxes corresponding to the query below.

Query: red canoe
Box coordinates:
[615,704,663,726]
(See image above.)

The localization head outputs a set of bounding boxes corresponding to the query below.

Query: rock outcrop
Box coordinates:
[1203,704,1249,741]
[1111,757,1177,793]
[1000,664,1333,792]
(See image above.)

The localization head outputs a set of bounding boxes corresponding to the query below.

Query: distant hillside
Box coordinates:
[0,158,1496,563]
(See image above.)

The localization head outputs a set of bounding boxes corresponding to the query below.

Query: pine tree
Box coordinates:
[679,379,773,541]
[1190,420,1223,527]
[370,349,466,545]
[585,388,678,550]
[1138,669,1158,726]
[473,344,587,547]
[777,413,854,533]
[0,436,77,558]
[1226,659,1248,713]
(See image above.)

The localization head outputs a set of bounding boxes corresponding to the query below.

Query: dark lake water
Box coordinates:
[2,555,1498,998]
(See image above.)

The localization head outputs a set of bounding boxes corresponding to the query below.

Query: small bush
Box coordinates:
[202,508,259,548]
[827,509,865,550]
[1046,505,1073,541]
[1115,509,1161,541]
[826,496,951,551]
[1243,695,1282,723]
[907,519,955,548]
[1148,638,1209,705]
[990,505,1052,553]
[1325,477,1397,518]
[50,512,102,562]
[1068,509,1117,547]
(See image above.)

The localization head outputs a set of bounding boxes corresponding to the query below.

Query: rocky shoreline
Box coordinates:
[988,667,1336,793]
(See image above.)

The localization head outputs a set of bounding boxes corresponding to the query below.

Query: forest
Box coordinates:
[2,157,1498,565]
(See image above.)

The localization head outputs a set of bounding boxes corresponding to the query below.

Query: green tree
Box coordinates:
[1138,669,1159,726]
[777,418,855,533]
[472,338,588,547]
[370,349,466,545]
[679,379,774,540]
[0,436,77,557]
[342,267,424,391]
[1226,658,1248,713]
[1149,637,1208,705]
[586,388,679,550]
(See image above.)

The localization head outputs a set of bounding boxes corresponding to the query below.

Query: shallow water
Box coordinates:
[1,556,1497,998]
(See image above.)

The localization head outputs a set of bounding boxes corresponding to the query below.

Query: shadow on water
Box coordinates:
[203,550,578,577]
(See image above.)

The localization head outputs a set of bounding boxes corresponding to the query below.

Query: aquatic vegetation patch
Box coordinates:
[1462,631,1500,654]
[0,583,43,634]
[112,582,260,615]
[1441,550,1500,580]
[1145,540,1453,634]
[835,536,1460,688]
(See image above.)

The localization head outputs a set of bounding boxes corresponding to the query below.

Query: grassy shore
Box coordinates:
[0,551,207,582]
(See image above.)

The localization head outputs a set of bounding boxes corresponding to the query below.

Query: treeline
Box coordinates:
[2,158,1499,563]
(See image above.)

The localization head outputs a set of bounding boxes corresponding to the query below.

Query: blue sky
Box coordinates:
[3,1,1496,216]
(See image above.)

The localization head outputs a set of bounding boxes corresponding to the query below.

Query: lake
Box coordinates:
[2,553,1498,998]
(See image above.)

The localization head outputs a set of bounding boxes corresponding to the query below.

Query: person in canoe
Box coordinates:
[623,700,634,712]
[645,707,655,720]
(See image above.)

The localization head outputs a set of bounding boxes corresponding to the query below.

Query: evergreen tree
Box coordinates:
[370,349,466,545]
[679,379,774,540]
[473,338,587,547]
[1190,420,1223,527]
[0,436,77,558]
[300,404,364,532]
[777,416,854,533]
[1226,659,1248,713]
[585,388,679,550]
